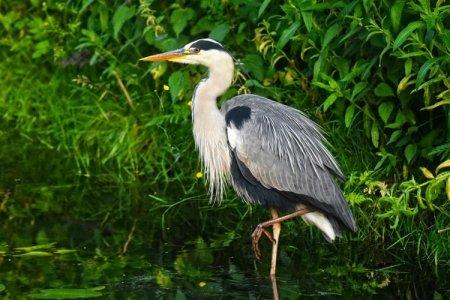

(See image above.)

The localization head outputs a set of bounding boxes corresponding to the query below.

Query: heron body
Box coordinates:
[142,38,356,275]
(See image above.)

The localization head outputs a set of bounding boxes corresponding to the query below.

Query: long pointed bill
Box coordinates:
[140,49,186,62]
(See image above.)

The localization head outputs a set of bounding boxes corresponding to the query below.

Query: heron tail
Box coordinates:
[301,211,343,242]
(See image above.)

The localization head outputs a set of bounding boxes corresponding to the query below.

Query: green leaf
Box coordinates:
[385,110,408,128]
[209,23,229,42]
[32,40,51,58]
[300,11,313,32]
[390,0,405,32]
[341,61,368,82]
[323,93,338,111]
[374,83,394,97]
[258,0,271,18]
[170,8,195,36]
[191,17,214,35]
[112,5,135,38]
[14,251,52,257]
[378,102,394,123]
[363,0,374,13]
[436,159,450,173]
[345,105,356,128]
[194,237,214,265]
[312,81,334,92]
[322,23,340,49]
[15,243,56,252]
[153,38,178,52]
[168,71,189,101]
[0,284,5,293]
[441,29,450,50]
[422,99,450,110]
[398,51,428,58]
[99,6,109,33]
[80,0,94,13]
[28,286,105,299]
[333,57,349,78]
[155,269,173,288]
[351,82,368,100]
[313,51,327,80]
[387,130,402,144]
[416,58,440,88]
[277,21,301,50]
[54,249,77,254]
[404,143,417,163]
[393,21,424,49]
[425,181,442,210]
[242,54,264,81]
[371,122,379,147]
[404,58,412,76]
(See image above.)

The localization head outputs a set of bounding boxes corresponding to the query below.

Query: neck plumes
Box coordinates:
[192,53,234,203]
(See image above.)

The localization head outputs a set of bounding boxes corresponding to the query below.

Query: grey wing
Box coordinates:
[221,94,356,231]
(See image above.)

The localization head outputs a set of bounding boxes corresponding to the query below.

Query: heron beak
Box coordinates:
[140,49,186,62]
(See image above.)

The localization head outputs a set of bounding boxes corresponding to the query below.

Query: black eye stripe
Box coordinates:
[190,40,226,52]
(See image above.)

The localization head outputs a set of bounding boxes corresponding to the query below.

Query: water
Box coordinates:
[0,178,447,298]
[0,214,443,299]
[0,243,404,298]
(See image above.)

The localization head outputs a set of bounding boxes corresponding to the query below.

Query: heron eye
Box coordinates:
[191,48,200,53]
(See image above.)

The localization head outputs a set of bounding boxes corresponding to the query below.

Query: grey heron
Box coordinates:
[141,38,356,276]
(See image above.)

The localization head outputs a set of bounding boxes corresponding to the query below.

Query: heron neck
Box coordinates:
[193,61,234,108]
[191,57,234,202]
[192,57,233,123]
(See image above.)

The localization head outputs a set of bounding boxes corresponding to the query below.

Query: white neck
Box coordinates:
[192,53,234,202]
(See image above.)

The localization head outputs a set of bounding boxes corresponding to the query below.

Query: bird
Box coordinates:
[141,38,356,276]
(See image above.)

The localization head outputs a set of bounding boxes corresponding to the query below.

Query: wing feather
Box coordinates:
[222,94,356,231]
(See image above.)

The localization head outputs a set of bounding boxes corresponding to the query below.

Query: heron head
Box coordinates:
[140,38,231,68]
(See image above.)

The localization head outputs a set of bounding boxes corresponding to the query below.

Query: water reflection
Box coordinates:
[0,237,442,299]
[0,186,445,298]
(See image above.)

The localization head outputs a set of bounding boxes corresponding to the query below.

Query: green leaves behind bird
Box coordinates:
[345,104,356,128]
[277,21,300,50]
[168,71,190,102]
[393,21,424,49]
[171,8,195,36]
[378,102,394,123]
[374,83,395,97]
[209,23,230,42]
[322,23,340,49]
[112,5,135,39]
[390,0,406,33]
[415,58,440,89]
[405,144,418,163]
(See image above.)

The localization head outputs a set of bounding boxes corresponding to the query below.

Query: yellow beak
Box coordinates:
[140,49,186,62]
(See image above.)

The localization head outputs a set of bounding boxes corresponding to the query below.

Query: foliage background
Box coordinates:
[0,0,449,296]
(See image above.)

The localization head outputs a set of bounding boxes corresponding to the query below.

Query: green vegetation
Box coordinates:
[0,0,449,297]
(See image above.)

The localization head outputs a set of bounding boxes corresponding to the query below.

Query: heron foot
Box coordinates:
[251,224,275,260]
[250,208,310,263]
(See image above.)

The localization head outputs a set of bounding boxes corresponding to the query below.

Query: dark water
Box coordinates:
[0,223,444,299]
[0,241,430,299]
[0,182,447,299]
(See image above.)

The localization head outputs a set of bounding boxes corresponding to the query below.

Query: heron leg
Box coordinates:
[270,273,280,300]
[270,209,281,277]
[251,208,310,261]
